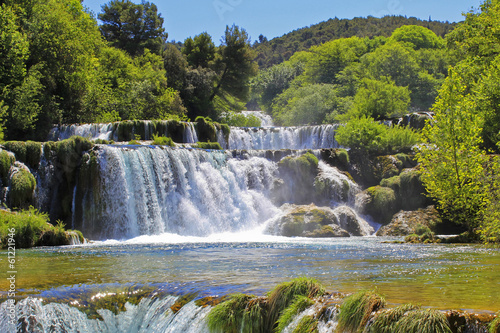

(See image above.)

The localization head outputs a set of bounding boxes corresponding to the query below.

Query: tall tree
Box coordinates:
[182,32,216,68]
[99,0,166,57]
[210,25,257,102]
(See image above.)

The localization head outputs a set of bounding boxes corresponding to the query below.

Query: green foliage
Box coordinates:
[0,208,79,249]
[252,16,455,69]
[346,78,410,120]
[337,290,386,333]
[489,312,500,333]
[275,295,314,333]
[152,134,174,147]
[182,32,216,68]
[369,303,421,333]
[195,142,222,150]
[206,293,255,333]
[221,112,261,127]
[278,153,319,177]
[392,309,452,333]
[195,116,217,143]
[99,0,166,56]
[293,315,318,333]
[365,186,398,223]
[266,277,325,332]
[3,141,41,169]
[336,117,420,154]
[388,25,445,50]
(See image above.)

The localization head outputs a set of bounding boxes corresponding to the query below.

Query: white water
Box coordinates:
[227,124,339,150]
[241,110,274,127]
[75,146,279,239]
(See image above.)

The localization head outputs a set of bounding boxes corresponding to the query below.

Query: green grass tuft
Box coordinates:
[293,315,318,333]
[152,134,174,147]
[392,308,452,333]
[337,290,386,333]
[369,303,421,333]
[9,167,36,209]
[490,312,500,333]
[207,293,254,333]
[267,277,325,331]
[275,295,314,332]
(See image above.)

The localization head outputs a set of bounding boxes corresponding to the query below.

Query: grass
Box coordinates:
[392,308,452,333]
[275,295,314,332]
[267,277,325,331]
[293,315,318,333]
[0,207,83,248]
[490,312,500,333]
[336,290,386,333]
[369,303,421,333]
[206,293,254,333]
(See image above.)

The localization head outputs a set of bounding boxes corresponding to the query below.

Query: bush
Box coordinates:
[336,117,421,154]
[337,290,386,333]
[0,208,80,248]
[152,134,174,147]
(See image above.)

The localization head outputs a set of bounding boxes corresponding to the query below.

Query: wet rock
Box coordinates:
[357,186,398,224]
[376,206,441,236]
[334,206,373,236]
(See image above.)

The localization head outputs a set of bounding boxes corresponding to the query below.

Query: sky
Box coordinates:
[82,0,483,44]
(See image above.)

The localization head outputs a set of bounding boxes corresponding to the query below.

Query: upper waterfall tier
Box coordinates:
[48,121,339,150]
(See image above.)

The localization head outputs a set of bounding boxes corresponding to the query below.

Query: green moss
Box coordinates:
[195,142,222,150]
[267,277,325,332]
[279,152,319,177]
[152,134,175,147]
[170,293,197,314]
[275,295,315,332]
[195,116,217,143]
[337,148,349,166]
[167,119,187,142]
[293,315,318,333]
[3,141,27,164]
[369,303,421,333]
[380,176,401,193]
[393,309,452,333]
[337,290,386,333]
[365,186,397,223]
[3,140,43,171]
[116,120,134,141]
[9,167,36,209]
[0,149,15,184]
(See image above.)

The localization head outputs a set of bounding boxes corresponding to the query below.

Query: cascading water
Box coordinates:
[74,145,279,240]
[227,124,339,150]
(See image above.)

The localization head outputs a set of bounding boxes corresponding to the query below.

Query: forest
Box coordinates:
[1,0,500,243]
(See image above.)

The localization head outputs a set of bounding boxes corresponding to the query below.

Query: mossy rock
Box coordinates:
[320,148,350,171]
[304,224,350,237]
[0,149,15,185]
[195,116,217,143]
[116,120,135,141]
[3,141,42,170]
[9,164,36,209]
[363,186,398,224]
[373,155,401,180]
[195,142,222,150]
[167,119,187,143]
[277,153,319,204]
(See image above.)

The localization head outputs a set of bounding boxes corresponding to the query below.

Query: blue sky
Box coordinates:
[82,0,483,44]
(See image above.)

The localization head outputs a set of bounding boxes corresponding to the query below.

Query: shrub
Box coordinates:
[337,290,386,333]
[152,134,174,146]
[0,208,79,248]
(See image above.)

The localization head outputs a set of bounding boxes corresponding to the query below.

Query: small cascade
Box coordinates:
[241,110,274,127]
[315,161,360,206]
[74,145,279,239]
[227,124,339,150]
[48,123,116,141]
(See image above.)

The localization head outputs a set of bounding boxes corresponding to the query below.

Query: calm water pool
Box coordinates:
[1,236,499,312]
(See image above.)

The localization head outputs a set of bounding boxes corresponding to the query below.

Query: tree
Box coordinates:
[416,64,489,233]
[388,25,445,50]
[182,32,215,68]
[210,25,258,103]
[346,77,410,120]
[99,0,166,56]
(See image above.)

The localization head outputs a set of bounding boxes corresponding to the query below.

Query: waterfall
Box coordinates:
[241,110,274,127]
[227,124,339,150]
[48,123,116,141]
[74,145,279,240]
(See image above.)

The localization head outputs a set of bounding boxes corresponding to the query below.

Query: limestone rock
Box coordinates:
[376,206,440,236]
